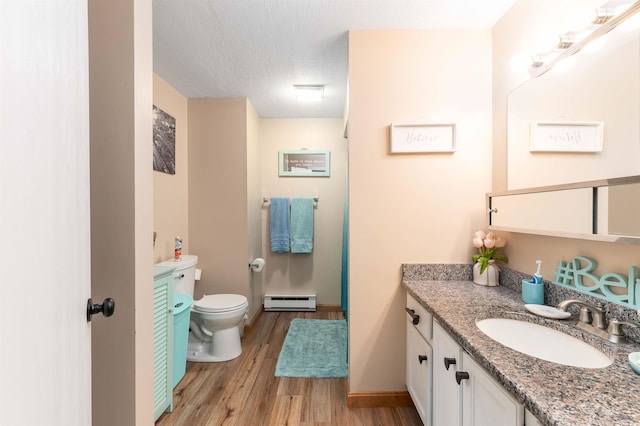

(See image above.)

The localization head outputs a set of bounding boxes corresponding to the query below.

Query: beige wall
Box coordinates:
[247,101,265,316]
[188,98,261,317]
[89,0,154,424]
[260,119,347,305]
[153,74,190,263]
[348,30,493,392]
[493,1,640,283]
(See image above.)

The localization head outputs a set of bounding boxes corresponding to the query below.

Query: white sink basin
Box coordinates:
[476,318,612,368]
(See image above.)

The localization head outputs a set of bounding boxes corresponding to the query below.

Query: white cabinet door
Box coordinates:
[433,321,463,426]
[462,353,524,426]
[407,322,433,425]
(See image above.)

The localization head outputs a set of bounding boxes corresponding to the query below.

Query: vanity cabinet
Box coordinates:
[153,266,175,421]
[432,319,464,425]
[432,320,524,426]
[406,292,527,426]
[461,347,524,425]
[406,294,433,425]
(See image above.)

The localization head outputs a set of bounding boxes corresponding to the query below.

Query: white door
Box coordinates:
[0,1,93,425]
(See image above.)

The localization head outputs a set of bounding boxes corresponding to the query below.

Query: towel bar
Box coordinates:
[263,196,319,204]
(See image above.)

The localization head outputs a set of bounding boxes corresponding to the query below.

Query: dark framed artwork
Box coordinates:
[153,105,176,175]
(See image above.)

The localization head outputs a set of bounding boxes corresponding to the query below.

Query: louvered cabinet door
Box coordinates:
[153,267,175,420]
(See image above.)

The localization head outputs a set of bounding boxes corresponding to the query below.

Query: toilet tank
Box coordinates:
[155,255,198,296]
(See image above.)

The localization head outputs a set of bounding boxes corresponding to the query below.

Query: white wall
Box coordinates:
[260,119,347,306]
[348,29,493,392]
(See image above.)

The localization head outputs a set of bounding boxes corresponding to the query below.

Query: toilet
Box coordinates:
[155,254,249,363]
[156,255,199,295]
[188,293,248,362]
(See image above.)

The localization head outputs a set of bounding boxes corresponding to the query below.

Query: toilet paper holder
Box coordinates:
[249,258,265,272]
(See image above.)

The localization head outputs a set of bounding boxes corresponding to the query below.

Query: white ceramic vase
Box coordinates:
[473,260,499,286]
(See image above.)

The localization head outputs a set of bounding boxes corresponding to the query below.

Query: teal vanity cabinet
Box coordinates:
[153,266,175,421]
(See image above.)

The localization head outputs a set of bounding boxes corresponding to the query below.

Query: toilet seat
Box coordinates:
[193,294,248,313]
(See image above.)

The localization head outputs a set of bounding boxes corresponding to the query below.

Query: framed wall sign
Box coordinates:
[530,121,604,152]
[278,150,330,177]
[389,123,456,154]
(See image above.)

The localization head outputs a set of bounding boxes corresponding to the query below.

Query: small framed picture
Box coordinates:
[390,123,456,154]
[530,121,604,152]
[278,150,330,177]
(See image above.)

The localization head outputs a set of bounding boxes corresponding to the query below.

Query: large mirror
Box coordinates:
[500,5,640,243]
[489,176,640,243]
[507,11,640,190]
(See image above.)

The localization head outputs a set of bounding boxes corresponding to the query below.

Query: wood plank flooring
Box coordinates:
[156,310,422,425]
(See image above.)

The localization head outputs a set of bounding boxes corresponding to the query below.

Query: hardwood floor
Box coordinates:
[156,310,422,425]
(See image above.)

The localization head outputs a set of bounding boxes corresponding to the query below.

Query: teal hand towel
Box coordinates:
[270,198,290,252]
[290,197,314,254]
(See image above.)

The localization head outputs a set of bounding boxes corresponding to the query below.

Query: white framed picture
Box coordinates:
[530,121,604,152]
[278,150,330,177]
[389,123,456,154]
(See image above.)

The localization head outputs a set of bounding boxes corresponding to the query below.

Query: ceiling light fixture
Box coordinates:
[294,85,324,101]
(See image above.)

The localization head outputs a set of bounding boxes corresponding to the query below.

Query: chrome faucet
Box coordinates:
[557,299,609,340]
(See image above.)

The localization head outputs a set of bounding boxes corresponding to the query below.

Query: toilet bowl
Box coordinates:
[187,293,249,362]
[155,255,249,363]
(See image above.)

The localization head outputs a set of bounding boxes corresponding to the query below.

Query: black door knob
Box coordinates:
[87,297,116,322]
[418,355,428,364]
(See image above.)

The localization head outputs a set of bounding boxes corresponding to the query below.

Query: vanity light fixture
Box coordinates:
[593,7,616,24]
[528,0,640,77]
[557,33,576,49]
[294,85,324,101]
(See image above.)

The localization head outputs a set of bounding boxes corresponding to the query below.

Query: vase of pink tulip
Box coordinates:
[472,230,508,286]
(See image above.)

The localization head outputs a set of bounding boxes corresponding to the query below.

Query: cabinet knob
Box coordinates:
[405,307,420,325]
[456,371,470,385]
[418,355,428,364]
[444,357,457,370]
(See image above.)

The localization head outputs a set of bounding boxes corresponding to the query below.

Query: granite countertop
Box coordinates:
[403,279,640,426]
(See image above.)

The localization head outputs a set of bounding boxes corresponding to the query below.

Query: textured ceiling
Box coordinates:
[153,0,516,118]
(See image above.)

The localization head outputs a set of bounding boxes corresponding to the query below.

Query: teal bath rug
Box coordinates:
[275,319,348,378]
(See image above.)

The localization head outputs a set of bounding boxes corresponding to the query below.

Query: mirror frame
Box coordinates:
[488,175,640,244]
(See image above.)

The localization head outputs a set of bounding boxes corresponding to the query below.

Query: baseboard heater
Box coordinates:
[264,294,317,312]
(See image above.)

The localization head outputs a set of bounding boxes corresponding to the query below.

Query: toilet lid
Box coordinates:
[193,294,248,313]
